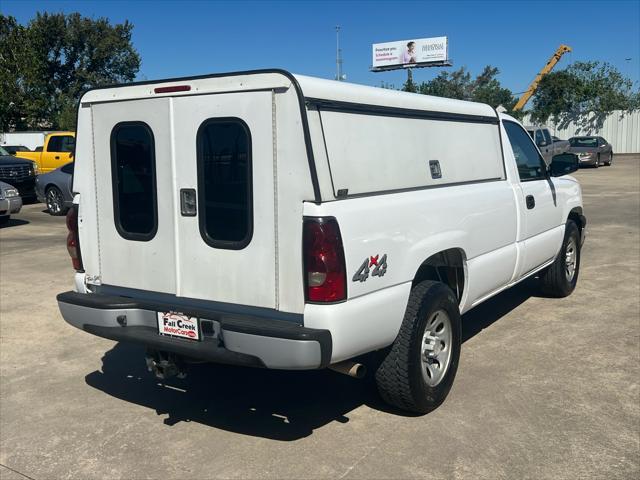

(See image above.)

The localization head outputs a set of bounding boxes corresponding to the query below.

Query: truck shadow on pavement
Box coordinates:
[85,279,538,440]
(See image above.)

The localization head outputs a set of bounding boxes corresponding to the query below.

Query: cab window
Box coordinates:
[535,129,545,146]
[47,135,75,153]
[504,121,547,181]
[543,129,552,145]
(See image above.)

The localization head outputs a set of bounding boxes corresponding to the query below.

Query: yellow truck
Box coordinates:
[16,132,75,173]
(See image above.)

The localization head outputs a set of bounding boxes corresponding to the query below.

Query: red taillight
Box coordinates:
[66,206,83,271]
[303,217,346,303]
[154,85,191,94]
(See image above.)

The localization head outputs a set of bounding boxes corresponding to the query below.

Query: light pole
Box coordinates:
[336,25,345,81]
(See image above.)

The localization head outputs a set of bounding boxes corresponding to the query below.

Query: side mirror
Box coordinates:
[550,153,579,177]
[537,140,548,147]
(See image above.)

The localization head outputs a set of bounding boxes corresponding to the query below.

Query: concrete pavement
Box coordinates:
[1,156,638,479]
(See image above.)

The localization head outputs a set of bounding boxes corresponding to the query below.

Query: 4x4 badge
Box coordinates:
[352,254,388,282]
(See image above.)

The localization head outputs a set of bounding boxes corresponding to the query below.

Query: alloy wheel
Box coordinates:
[46,188,63,215]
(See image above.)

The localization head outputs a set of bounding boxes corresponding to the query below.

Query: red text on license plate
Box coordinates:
[157,312,200,340]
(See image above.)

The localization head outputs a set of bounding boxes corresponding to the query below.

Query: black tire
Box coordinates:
[375,281,462,414]
[0,215,9,225]
[594,154,600,168]
[45,186,67,216]
[605,152,613,166]
[540,220,580,297]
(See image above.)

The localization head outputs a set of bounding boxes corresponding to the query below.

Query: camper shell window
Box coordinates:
[197,118,253,250]
[110,122,158,241]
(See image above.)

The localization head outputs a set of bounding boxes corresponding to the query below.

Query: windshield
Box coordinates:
[570,137,597,147]
[0,146,9,156]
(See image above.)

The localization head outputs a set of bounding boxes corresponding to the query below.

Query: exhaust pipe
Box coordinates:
[328,360,367,379]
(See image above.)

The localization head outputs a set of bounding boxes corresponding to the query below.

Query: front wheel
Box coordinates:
[540,220,581,297]
[375,281,462,414]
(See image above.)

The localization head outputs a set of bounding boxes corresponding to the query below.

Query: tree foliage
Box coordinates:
[530,61,639,132]
[0,12,140,131]
[402,66,517,111]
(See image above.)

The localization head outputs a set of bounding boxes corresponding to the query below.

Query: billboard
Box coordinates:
[372,37,449,70]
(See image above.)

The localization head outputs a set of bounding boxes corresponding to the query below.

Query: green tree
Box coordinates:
[418,67,471,99]
[402,74,418,93]
[470,66,517,110]
[0,12,140,131]
[406,65,517,110]
[0,16,28,130]
[530,61,639,132]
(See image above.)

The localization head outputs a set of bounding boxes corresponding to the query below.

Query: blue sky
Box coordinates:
[3,0,639,93]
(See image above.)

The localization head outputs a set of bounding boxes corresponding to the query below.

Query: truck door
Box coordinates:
[91,98,177,295]
[503,121,564,277]
[42,134,75,173]
[172,91,276,308]
[534,129,552,165]
[542,129,554,161]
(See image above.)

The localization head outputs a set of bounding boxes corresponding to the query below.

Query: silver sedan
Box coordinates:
[568,136,614,168]
[0,181,23,225]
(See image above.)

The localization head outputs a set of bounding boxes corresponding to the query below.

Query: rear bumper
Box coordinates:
[57,291,332,370]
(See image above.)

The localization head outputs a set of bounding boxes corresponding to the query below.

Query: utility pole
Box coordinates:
[336,25,345,81]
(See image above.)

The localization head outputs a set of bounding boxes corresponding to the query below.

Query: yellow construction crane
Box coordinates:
[513,44,572,111]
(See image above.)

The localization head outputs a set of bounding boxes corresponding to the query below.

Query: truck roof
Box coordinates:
[79,69,497,120]
[524,125,550,130]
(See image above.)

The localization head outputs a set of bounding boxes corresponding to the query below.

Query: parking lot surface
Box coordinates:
[1,156,639,479]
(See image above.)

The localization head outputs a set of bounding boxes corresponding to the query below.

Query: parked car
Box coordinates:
[568,136,613,167]
[3,145,31,155]
[0,181,22,225]
[57,70,585,414]
[525,126,569,164]
[0,146,38,200]
[15,131,75,173]
[35,162,74,215]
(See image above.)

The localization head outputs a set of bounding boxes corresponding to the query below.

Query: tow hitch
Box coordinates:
[145,350,187,380]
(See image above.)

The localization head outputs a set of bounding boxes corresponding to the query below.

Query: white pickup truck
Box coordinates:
[57,70,586,413]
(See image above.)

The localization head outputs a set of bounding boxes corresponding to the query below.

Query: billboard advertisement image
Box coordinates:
[372,37,449,70]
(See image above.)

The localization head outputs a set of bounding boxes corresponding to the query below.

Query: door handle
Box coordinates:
[180,188,197,216]
[55,156,60,160]
[526,195,535,209]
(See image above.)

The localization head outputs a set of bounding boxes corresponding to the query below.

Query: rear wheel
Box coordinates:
[375,280,461,414]
[540,220,580,297]
[45,186,67,216]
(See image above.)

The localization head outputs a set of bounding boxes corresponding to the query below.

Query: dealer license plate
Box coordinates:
[157,311,200,341]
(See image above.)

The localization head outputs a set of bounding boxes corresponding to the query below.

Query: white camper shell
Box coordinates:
[58,70,586,413]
